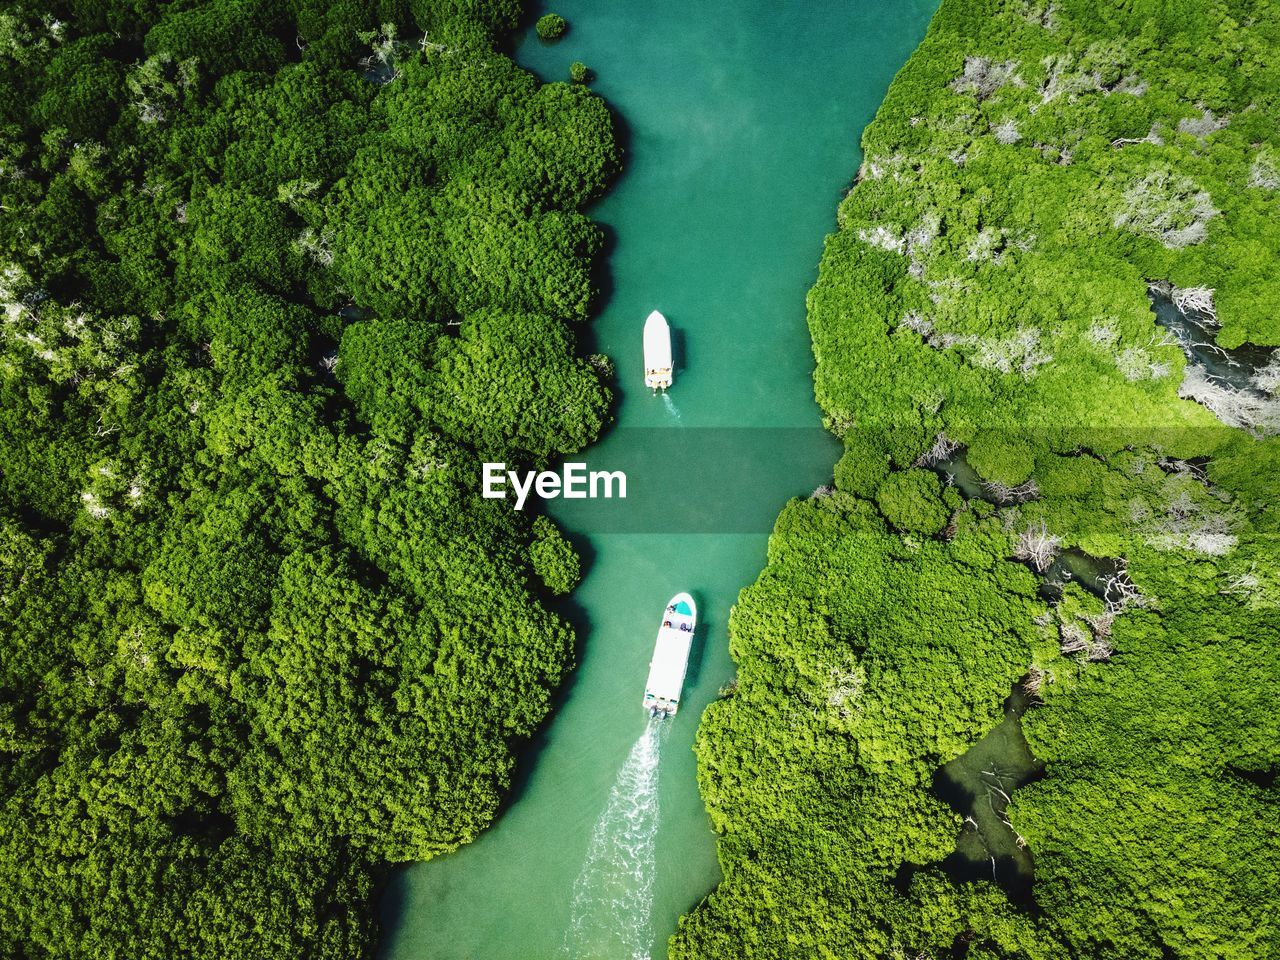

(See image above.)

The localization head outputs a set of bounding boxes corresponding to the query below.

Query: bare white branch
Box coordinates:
[1014,520,1061,571]
[952,57,1024,101]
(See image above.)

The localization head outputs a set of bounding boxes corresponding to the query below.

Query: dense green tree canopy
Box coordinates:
[0,1,618,957]
[675,1,1279,958]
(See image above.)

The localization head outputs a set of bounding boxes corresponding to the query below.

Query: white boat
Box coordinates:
[643,310,673,391]
[643,592,696,717]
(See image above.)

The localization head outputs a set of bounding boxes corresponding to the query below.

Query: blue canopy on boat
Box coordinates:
[674,600,692,616]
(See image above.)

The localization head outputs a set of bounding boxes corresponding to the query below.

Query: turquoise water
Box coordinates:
[378,3,938,957]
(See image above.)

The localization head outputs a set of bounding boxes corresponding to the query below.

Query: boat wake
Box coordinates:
[661,393,681,419]
[564,720,668,960]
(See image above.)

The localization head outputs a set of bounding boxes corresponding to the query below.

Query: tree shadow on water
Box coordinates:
[496,530,598,816]
[586,220,618,333]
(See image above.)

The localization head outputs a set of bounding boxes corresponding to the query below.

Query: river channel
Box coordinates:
[379,3,939,957]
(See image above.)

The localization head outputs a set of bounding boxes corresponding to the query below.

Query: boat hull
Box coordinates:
[643,592,696,717]
[643,310,673,390]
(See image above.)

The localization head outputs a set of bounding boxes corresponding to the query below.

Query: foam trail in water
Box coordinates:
[661,393,681,419]
[564,720,666,960]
